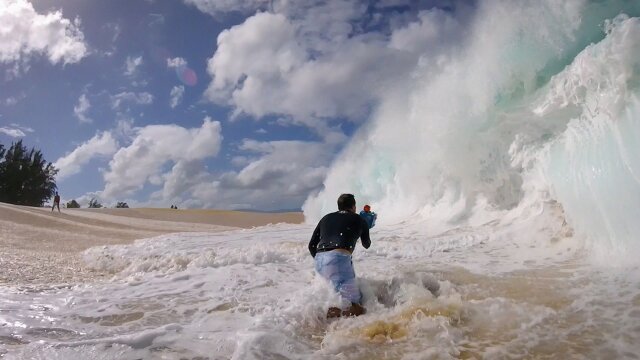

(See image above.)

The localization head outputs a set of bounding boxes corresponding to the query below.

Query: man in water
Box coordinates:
[51,192,60,212]
[359,204,377,229]
[309,193,371,318]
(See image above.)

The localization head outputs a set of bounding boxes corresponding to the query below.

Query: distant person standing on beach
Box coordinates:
[51,192,61,212]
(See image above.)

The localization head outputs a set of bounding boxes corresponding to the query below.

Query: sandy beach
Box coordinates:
[0,202,303,285]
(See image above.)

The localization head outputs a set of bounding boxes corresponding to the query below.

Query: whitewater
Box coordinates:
[3,1,640,358]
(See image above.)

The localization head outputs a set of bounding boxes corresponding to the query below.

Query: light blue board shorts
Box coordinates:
[314,250,361,308]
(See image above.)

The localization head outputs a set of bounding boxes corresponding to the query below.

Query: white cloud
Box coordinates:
[200,1,468,136]
[0,123,33,137]
[74,94,92,123]
[182,0,269,16]
[84,117,338,209]
[53,131,119,181]
[125,56,143,76]
[155,159,210,202]
[0,127,26,137]
[169,85,185,108]
[72,191,105,208]
[111,91,154,109]
[114,116,136,138]
[204,9,417,126]
[179,138,335,210]
[95,118,332,209]
[102,117,223,198]
[234,140,328,190]
[230,155,250,167]
[206,13,304,102]
[0,0,87,66]
[167,57,187,69]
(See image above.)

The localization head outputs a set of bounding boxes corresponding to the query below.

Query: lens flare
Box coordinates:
[176,65,197,86]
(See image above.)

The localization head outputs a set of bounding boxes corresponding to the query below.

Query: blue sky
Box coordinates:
[0,0,461,210]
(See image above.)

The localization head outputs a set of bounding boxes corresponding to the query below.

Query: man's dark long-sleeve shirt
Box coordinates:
[308,210,371,257]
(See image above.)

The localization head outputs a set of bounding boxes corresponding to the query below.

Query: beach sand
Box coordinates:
[0,202,303,286]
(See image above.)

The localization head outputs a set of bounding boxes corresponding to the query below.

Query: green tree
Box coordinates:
[0,140,58,206]
[66,199,81,208]
[116,202,129,208]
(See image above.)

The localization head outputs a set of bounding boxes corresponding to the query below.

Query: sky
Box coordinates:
[0,0,462,210]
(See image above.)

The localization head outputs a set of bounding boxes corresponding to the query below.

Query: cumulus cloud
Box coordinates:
[74,94,92,123]
[154,159,210,202]
[102,117,223,198]
[0,0,87,66]
[92,118,333,209]
[203,4,456,127]
[232,139,329,190]
[170,85,185,108]
[54,132,119,181]
[196,0,472,137]
[70,117,337,209]
[125,55,143,76]
[178,138,335,210]
[111,91,154,109]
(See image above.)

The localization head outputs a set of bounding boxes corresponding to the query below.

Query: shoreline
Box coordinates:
[0,203,304,286]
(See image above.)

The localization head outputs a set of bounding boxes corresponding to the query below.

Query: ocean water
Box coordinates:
[4,1,640,358]
[1,219,639,359]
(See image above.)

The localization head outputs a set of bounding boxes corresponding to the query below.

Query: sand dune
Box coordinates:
[0,202,303,285]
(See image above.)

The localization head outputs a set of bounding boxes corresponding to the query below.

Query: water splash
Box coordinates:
[304,2,640,264]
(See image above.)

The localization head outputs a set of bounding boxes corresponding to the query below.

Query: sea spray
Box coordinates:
[304,1,640,263]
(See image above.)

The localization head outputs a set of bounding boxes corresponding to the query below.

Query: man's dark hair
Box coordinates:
[337,193,356,211]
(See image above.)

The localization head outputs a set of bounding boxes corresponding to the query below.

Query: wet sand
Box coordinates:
[0,202,303,285]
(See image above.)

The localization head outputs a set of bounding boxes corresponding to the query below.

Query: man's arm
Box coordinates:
[308,222,321,257]
[360,218,371,249]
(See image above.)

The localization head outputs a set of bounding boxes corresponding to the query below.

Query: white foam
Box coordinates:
[1,219,639,358]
